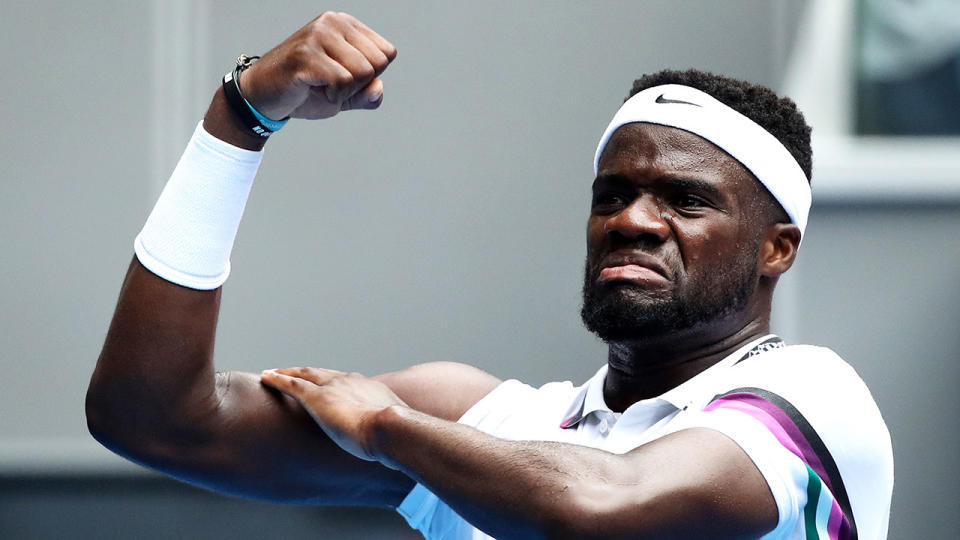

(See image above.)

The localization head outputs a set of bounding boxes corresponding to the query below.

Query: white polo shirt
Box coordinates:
[397,335,893,539]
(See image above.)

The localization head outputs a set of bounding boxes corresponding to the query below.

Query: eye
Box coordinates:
[670,193,711,212]
[676,194,706,207]
[591,190,630,213]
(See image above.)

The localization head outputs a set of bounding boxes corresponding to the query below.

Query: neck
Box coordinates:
[603,316,770,412]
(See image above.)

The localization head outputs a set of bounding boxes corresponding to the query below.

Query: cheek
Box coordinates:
[671,219,740,275]
[585,218,606,252]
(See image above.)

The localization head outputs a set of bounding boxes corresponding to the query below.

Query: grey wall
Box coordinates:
[1,1,955,538]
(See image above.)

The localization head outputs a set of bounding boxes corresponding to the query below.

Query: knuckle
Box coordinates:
[370,55,388,73]
[309,15,329,34]
[286,42,313,69]
[319,11,347,28]
[333,70,355,87]
[356,63,375,81]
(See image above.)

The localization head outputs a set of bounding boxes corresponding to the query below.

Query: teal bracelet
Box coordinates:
[244,94,289,132]
[222,55,290,137]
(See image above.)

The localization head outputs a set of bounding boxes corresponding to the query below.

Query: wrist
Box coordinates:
[221,56,290,138]
[204,87,268,151]
[135,120,263,290]
[367,404,420,469]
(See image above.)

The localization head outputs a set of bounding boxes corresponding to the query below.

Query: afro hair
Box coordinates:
[628,69,813,183]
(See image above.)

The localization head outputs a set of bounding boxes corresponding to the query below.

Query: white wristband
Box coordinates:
[134,121,264,289]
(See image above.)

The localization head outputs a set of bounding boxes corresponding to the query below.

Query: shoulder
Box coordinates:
[701,344,893,539]
[720,345,888,438]
[716,344,893,486]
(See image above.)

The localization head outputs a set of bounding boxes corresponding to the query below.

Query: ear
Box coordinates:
[758,223,801,278]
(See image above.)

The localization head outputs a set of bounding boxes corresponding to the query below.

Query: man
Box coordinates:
[86,12,893,539]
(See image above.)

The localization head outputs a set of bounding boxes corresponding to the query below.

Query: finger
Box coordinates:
[342,29,391,76]
[270,366,345,385]
[319,37,376,103]
[259,370,316,400]
[351,19,398,62]
[296,55,356,104]
[341,78,384,111]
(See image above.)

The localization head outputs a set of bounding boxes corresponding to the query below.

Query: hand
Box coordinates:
[259,367,408,464]
[240,12,398,121]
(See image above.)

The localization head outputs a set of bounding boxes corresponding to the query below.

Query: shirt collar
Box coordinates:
[559,334,782,429]
[560,365,607,429]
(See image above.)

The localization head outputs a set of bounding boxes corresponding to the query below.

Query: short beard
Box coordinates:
[580,251,758,343]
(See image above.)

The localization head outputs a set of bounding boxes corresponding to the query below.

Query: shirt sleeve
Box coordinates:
[670,396,842,539]
[665,346,892,540]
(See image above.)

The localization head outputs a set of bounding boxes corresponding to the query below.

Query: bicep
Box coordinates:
[133,370,414,506]
[144,362,498,505]
[375,361,502,421]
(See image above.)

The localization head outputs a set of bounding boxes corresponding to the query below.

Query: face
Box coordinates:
[581,122,769,342]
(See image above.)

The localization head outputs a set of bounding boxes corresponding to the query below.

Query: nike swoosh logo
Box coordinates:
[655,94,702,107]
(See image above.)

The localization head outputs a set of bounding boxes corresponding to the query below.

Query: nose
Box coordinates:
[603,194,670,242]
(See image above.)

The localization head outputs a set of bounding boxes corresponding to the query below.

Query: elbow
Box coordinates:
[85,376,139,458]
[85,386,210,470]
[85,350,141,454]
[85,371,205,465]
[85,375,116,447]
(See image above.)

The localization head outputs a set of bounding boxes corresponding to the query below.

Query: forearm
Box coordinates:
[372,407,623,539]
[87,90,261,444]
[368,407,780,539]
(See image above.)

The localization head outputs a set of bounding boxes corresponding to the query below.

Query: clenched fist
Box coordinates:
[239,12,398,121]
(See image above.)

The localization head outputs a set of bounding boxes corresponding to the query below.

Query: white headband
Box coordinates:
[594,84,811,236]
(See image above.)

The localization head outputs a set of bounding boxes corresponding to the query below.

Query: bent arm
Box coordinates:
[373,409,779,538]
[87,12,501,507]
[89,230,498,506]
[260,367,779,537]
[87,254,409,505]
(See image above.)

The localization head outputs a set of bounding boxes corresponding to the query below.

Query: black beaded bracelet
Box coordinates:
[221,55,288,138]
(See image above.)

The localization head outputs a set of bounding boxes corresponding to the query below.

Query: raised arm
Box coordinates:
[86,12,500,507]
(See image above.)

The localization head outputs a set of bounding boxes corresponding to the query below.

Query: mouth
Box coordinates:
[596,252,670,286]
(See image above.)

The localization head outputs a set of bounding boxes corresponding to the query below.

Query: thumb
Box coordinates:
[341,78,385,111]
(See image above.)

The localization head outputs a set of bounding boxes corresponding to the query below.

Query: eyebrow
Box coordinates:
[660,176,724,198]
[593,173,724,199]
